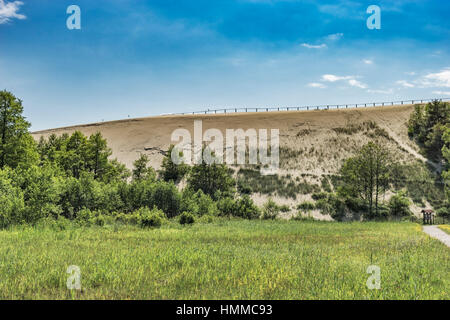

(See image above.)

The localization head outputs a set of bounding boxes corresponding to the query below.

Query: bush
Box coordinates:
[233,195,260,219]
[312,192,328,201]
[0,169,25,228]
[262,199,280,220]
[216,197,236,217]
[150,181,181,218]
[115,212,140,225]
[138,207,165,228]
[436,206,449,218]
[389,192,412,217]
[179,211,195,225]
[297,201,315,211]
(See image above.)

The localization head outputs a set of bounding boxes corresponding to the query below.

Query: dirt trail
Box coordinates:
[423,226,450,248]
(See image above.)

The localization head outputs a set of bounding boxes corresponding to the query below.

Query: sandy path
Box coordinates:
[423,226,450,248]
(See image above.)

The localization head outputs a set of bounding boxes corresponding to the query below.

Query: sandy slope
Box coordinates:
[32,104,420,171]
[32,104,430,219]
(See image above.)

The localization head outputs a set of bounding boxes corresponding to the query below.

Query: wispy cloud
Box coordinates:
[432,90,450,96]
[301,43,327,49]
[0,0,26,24]
[307,82,326,89]
[363,59,374,65]
[348,79,367,89]
[396,80,415,88]
[325,33,344,41]
[321,74,352,82]
[320,74,367,89]
[422,68,450,88]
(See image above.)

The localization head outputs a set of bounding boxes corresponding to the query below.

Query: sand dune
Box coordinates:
[32,104,420,173]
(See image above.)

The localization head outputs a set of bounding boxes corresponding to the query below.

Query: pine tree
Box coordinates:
[0,90,38,169]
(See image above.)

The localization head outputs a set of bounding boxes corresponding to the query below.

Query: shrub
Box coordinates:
[216,197,236,217]
[262,199,280,220]
[150,181,181,218]
[312,192,328,201]
[297,201,315,211]
[279,204,290,213]
[160,145,190,183]
[179,211,195,225]
[188,160,235,200]
[389,192,412,217]
[138,207,165,228]
[0,169,25,228]
[233,195,260,219]
[115,212,140,225]
[436,207,449,218]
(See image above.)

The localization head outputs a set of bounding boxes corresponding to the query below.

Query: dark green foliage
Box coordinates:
[297,201,315,211]
[0,90,38,169]
[160,145,189,182]
[262,199,280,220]
[0,169,25,228]
[408,101,450,162]
[136,207,165,228]
[188,160,235,200]
[237,169,320,199]
[233,195,260,219]
[132,154,156,181]
[214,195,261,219]
[340,142,390,218]
[179,211,195,225]
[38,131,130,182]
[388,192,412,217]
[12,164,63,222]
[390,162,446,209]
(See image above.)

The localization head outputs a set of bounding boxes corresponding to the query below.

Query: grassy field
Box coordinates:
[439,225,450,235]
[0,220,448,300]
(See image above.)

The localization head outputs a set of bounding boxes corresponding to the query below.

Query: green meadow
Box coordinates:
[0,220,448,300]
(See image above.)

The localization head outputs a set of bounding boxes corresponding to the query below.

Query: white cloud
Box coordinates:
[396,80,415,88]
[432,91,450,96]
[405,71,416,76]
[422,68,450,88]
[348,79,367,89]
[363,59,373,65]
[326,33,344,41]
[307,82,326,89]
[321,74,352,82]
[301,43,327,49]
[0,0,26,24]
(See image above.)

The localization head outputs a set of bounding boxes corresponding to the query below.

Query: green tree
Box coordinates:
[408,100,450,162]
[188,160,235,200]
[0,168,25,228]
[86,132,111,180]
[160,145,189,182]
[388,192,412,217]
[0,90,38,169]
[340,142,391,218]
[443,126,450,203]
[132,154,156,181]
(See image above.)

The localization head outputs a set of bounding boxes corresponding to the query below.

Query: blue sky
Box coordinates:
[0,0,449,130]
